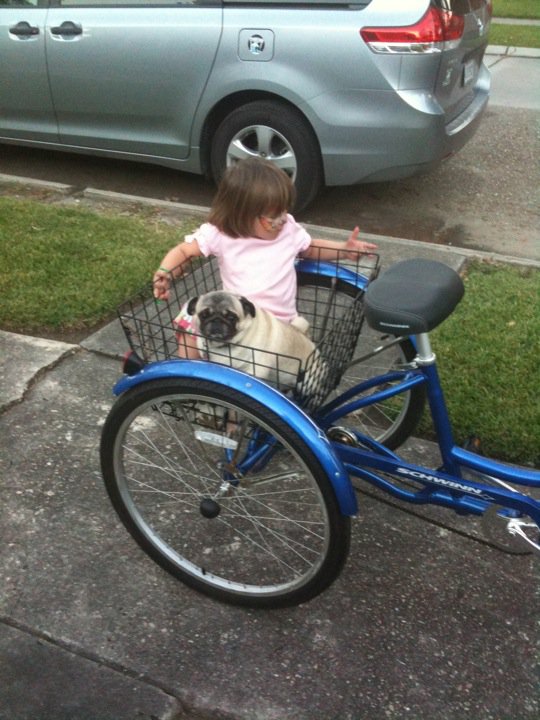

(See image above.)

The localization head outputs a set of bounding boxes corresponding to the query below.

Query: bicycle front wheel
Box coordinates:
[100,378,350,608]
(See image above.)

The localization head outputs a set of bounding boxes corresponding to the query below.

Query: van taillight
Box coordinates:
[360,6,465,54]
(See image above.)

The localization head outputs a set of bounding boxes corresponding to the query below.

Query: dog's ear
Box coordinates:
[186,297,198,315]
[240,297,256,318]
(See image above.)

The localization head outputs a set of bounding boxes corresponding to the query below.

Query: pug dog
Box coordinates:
[187,291,327,401]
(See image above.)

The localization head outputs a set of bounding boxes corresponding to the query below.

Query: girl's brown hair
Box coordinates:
[209,158,296,238]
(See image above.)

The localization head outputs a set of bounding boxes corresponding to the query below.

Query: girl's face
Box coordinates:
[255,210,288,240]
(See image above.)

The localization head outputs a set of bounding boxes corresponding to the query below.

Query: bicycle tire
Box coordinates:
[296,271,425,449]
[324,332,425,450]
[100,378,350,608]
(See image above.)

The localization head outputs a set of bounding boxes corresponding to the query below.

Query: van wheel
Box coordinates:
[210,100,323,213]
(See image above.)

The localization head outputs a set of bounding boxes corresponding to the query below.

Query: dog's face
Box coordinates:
[187,291,256,342]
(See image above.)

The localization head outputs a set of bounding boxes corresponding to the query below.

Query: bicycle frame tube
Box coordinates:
[407,342,540,487]
[334,441,540,525]
[421,361,461,475]
[450,446,540,486]
[320,333,540,521]
[316,370,425,429]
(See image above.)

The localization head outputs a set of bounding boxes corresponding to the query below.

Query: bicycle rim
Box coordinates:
[101,379,349,607]
[327,331,425,449]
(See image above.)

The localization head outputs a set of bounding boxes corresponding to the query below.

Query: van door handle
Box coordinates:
[9,21,40,37]
[50,21,82,37]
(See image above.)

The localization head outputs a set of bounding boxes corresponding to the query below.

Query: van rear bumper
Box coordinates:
[314,65,490,187]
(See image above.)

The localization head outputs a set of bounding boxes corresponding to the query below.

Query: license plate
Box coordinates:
[463,59,477,86]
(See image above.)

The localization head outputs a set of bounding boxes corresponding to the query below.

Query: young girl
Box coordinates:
[153,157,377,358]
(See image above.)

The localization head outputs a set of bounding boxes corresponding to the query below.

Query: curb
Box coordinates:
[486,44,540,58]
[1,176,539,271]
[491,17,540,26]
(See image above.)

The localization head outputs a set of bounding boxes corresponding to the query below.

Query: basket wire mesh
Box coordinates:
[117,249,379,413]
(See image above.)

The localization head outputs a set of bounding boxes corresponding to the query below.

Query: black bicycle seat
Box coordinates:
[364,258,464,336]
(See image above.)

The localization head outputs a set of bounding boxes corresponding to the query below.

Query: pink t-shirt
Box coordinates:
[185,215,312,322]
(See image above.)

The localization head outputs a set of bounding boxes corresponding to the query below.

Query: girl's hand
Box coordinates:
[345,226,378,256]
[153,268,172,301]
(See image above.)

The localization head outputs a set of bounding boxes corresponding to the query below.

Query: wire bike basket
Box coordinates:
[117,248,380,414]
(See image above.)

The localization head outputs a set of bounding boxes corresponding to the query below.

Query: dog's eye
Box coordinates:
[199,309,212,320]
[224,311,238,322]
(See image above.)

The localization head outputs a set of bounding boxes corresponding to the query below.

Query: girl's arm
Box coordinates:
[301,226,377,261]
[153,239,203,300]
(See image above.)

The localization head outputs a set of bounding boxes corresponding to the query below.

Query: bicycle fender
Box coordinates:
[296,259,370,291]
[112,360,358,516]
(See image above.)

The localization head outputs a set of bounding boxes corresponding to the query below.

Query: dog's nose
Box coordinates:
[205,318,231,340]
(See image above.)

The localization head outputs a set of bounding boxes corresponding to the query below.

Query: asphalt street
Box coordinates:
[0,49,538,261]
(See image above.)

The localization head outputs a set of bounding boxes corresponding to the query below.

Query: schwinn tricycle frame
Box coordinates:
[111,330,540,529]
[102,253,539,607]
[317,336,540,527]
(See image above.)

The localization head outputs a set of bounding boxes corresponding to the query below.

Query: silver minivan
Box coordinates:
[0,0,492,210]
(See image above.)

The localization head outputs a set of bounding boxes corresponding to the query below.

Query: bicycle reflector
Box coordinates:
[123,350,145,376]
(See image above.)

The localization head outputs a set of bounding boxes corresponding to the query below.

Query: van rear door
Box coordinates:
[432,0,492,123]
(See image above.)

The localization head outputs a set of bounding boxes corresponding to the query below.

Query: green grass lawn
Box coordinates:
[419,261,539,467]
[491,0,540,47]
[493,0,540,20]
[489,23,540,47]
[0,196,196,332]
[0,196,538,466]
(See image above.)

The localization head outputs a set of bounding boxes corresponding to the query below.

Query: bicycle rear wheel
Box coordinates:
[296,263,424,448]
[326,330,426,449]
[100,378,350,608]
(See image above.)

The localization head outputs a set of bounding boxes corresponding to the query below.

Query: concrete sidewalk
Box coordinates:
[1,30,539,708]
[485,43,540,110]
[1,209,538,719]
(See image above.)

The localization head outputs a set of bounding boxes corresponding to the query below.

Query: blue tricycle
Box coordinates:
[100,250,540,608]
